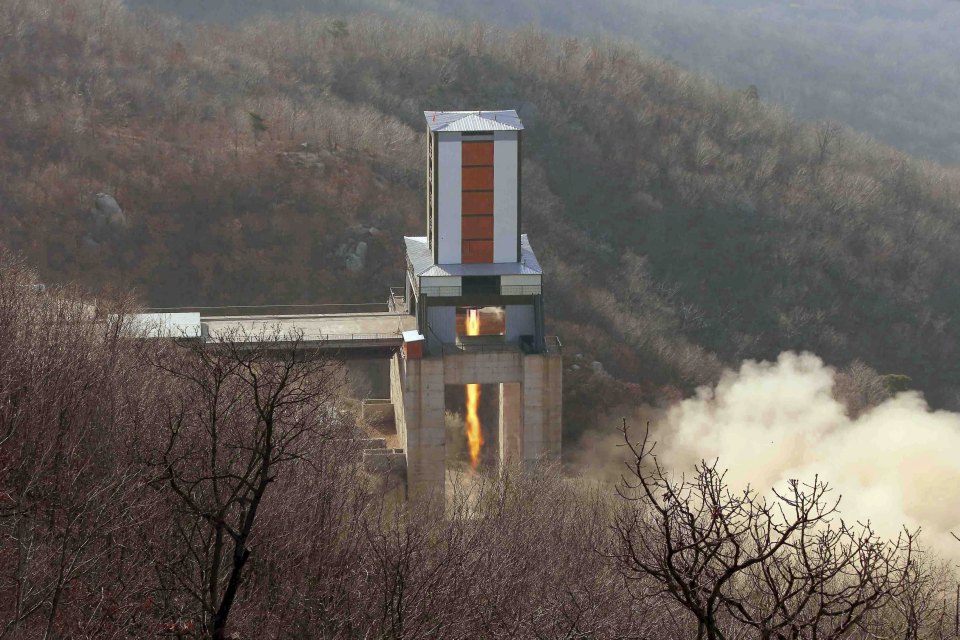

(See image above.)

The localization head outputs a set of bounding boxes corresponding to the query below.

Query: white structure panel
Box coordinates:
[493,131,519,263]
[501,275,540,286]
[426,306,457,345]
[505,305,535,341]
[420,275,462,297]
[436,132,462,264]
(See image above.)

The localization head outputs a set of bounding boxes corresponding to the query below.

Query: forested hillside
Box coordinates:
[128,0,960,165]
[4,0,960,436]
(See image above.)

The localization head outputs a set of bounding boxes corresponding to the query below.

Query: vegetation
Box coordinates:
[128,0,960,165]
[0,265,953,638]
[5,0,960,437]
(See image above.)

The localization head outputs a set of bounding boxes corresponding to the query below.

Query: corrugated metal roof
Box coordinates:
[405,236,434,276]
[424,110,523,132]
[404,235,543,277]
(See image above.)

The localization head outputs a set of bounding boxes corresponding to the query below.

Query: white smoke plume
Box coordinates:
[654,352,960,559]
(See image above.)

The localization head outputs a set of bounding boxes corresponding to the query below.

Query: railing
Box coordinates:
[544,335,563,355]
[388,288,407,313]
[442,339,522,355]
[420,286,462,297]
[411,285,542,298]
[204,330,405,345]
[146,302,395,317]
[500,285,541,296]
[406,268,420,300]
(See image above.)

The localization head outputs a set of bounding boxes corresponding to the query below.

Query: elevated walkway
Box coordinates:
[133,297,415,357]
[203,311,415,352]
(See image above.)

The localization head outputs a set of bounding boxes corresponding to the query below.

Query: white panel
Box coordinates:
[493,131,519,263]
[421,276,462,288]
[420,276,462,296]
[426,306,457,344]
[501,275,541,287]
[437,132,462,264]
[505,305,535,341]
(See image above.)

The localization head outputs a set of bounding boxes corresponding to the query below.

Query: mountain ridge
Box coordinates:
[4,0,960,437]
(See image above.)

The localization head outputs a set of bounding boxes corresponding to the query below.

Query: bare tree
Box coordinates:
[0,251,157,639]
[612,421,915,640]
[143,327,344,640]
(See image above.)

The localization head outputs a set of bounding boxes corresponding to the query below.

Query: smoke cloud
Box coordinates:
[652,352,960,559]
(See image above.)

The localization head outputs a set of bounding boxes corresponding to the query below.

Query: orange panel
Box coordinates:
[462,215,494,240]
[462,166,494,191]
[462,240,494,263]
[403,340,423,360]
[462,191,494,215]
[462,141,493,166]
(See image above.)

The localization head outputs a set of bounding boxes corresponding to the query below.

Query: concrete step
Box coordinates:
[362,449,407,475]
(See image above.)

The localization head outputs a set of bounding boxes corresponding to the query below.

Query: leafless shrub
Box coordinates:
[613,420,918,640]
[0,248,159,639]
[140,327,346,639]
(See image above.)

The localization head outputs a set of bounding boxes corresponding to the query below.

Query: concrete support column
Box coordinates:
[498,383,522,467]
[521,353,563,470]
[402,357,446,501]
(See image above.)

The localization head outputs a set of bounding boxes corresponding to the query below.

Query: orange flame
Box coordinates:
[465,309,483,469]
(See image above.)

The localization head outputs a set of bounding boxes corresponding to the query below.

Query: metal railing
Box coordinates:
[544,335,563,355]
[408,285,542,298]
[500,285,541,296]
[420,286,462,297]
[146,302,393,317]
[442,339,522,355]
[388,288,407,313]
[143,298,416,318]
[204,330,405,345]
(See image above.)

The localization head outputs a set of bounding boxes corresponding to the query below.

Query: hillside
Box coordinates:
[4,0,960,439]
[128,0,960,165]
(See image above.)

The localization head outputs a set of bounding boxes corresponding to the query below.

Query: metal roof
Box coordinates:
[424,110,523,132]
[404,235,543,277]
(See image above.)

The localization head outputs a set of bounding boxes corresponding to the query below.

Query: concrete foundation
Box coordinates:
[361,399,395,426]
[390,348,562,497]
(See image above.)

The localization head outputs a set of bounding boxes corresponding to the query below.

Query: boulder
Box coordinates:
[91,193,127,227]
[345,253,364,272]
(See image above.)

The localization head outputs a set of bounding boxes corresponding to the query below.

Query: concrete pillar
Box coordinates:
[401,356,446,500]
[521,352,563,469]
[498,383,522,466]
[393,349,562,499]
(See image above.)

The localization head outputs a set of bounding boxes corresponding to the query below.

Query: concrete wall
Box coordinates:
[394,350,561,498]
[521,352,563,467]
[505,304,535,341]
[493,131,519,263]
[393,356,446,499]
[361,399,395,426]
[443,351,523,385]
[389,354,407,445]
[436,131,462,264]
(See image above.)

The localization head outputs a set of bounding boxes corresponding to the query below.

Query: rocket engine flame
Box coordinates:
[465,309,483,469]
